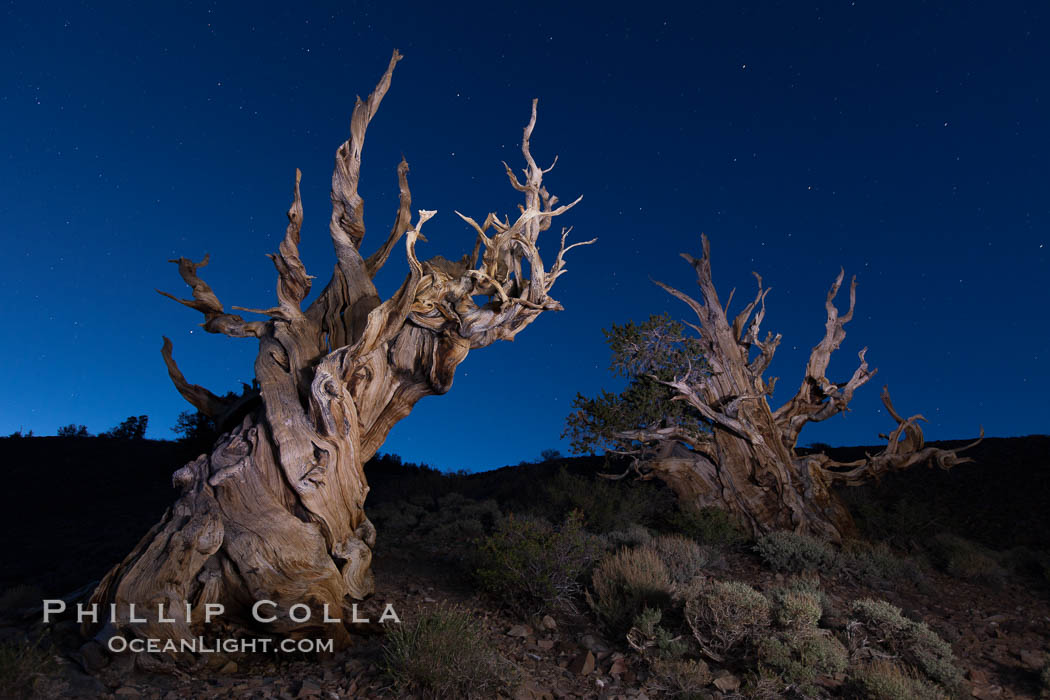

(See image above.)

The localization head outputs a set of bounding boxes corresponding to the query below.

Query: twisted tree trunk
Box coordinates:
[616,237,981,542]
[85,51,592,668]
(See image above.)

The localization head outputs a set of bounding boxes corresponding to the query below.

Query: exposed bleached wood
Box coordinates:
[613,236,978,541]
[86,51,591,670]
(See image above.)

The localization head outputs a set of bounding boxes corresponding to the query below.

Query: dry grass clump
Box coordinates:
[590,546,674,635]
[651,534,714,584]
[847,659,948,700]
[382,604,516,698]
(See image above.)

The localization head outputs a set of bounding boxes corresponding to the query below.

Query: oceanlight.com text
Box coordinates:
[106,636,334,654]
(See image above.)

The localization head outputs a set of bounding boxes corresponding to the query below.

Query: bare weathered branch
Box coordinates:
[329,49,402,256]
[160,337,230,419]
[809,386,984,485]
[769,269,876,449]
[91,54,589,668]
[605,237,981,542]
[156,255,266,338]
[365,159,413,278]
[269,168,312,316]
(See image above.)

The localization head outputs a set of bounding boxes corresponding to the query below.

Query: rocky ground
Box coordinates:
[1,435,1048,698]
[5,535,1049,699]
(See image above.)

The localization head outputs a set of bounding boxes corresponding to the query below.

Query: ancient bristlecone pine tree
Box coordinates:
[85,51,591,662]
[568,236,980,542]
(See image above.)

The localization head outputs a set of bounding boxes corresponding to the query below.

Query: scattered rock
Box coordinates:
[537,639,555,650]
[1018,649,1046,670]
[219,660,239,674]
[568,650,595,676]
[713,670,741,692]
[541,615,557,631]
[609,655,628,677]
[296,679,321,698]
[507,624,533,638]
[971,685,1003,700]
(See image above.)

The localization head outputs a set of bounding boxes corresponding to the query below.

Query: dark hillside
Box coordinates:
[2,434,1046,596]
[826,435,1050,550]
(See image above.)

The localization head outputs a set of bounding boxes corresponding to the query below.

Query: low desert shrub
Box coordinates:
[649,657,712,698]
[848,598,963,692]
[0,586,42,616]
[841,539,927,588]
[768,588,822,631]
[542,468,668,533]
[926,533,1006,586]
[602,523,653,549]
[839,490,946,545]
[475,511,603,615]
[0,640,55,699]
[663,505,747,546]
[754,531,839,574]
[1000,546,1050,586]
[684,580,771,658]
[847,659,947,700]
[769,573,830,622]
[756,629,848,692]
[590,546,675,635]
[651,534,714,584]
[368,500,426,535]
[382,604,515,698]
[628,607,689,659]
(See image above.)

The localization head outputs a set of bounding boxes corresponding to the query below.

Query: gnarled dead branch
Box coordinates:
[86,51,592,670]
[606,235,979,541]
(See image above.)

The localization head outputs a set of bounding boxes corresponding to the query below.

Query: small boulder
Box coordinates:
[1018,649,1046,670]
[568,650,595,676]
[713,670,741,692]
[296,679,322,698]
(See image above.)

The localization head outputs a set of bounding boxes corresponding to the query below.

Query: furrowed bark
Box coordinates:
[85,51,592,670]
[613,235,979,542]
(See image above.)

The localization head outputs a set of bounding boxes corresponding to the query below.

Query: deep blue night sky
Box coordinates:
[2,2,1046,470]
